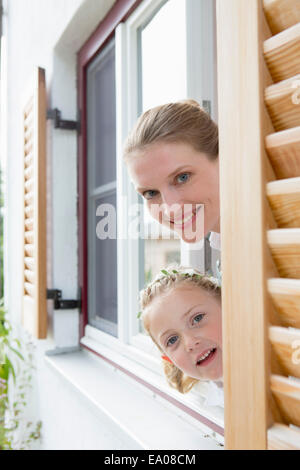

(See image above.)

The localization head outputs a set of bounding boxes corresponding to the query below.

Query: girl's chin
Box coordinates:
[195,371,223,381]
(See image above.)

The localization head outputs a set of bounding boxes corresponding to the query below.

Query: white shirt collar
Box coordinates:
[209,231,221,251]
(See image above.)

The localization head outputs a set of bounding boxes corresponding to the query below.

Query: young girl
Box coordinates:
[139,265,223,402]
[124,100,220,250]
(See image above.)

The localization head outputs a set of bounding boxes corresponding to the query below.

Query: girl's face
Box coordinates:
[146,285,222,381]
[126,141,220,242]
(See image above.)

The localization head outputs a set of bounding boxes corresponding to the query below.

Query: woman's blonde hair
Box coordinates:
[123,100,218,161]
[139,265,221,394]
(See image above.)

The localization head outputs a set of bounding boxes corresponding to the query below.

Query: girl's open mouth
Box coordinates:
[196,347,217,367]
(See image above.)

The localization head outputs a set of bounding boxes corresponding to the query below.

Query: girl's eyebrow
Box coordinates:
[159,304,204,342]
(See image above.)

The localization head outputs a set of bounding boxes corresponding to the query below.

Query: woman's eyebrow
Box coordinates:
[136,186,153,193]
[136,166,193,193]
[167,165,193,179]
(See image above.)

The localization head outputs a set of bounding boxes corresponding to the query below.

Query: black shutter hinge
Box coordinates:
[47,108,80,132]
[47,288,81,310]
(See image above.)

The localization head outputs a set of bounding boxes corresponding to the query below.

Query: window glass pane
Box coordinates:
[138,0,184,291]
[87,38,118,337]
[87,39,116,189]
[140,0,187,110]
[88,192,118,337]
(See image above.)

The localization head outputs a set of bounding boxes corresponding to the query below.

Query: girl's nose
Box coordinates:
[184,334,200,351]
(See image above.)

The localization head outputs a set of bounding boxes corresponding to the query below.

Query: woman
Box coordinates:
[123,100,220,250]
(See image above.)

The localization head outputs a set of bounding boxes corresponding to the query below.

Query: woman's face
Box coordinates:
[126,141,220,243]
[146,285,222,381]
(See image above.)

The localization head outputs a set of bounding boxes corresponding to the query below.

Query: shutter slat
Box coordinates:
[268,278,300,329]
[24,114,34,132]
[268,229,300,278]
[269,326,300,378]
[268,423,300,450]
[265,127,300,179]
[24,125,34,143]
[265,74,300,131]
[24,165,34,181]
[24,282,35,298]
[24,243,34,257]
[24,178,34,193]
[24,138,33,155]
[24,218,33,231]
[24,205,34,218]
[264,23,300,83]
[271,375,300,427]
[24,269,35,283]
[263,0,300,35]
[24,152,34,168]
[24,256,34,270]
[267,177,300,227]
[24,231,34,244]
[24,97,33,119]
[24,191,34,206]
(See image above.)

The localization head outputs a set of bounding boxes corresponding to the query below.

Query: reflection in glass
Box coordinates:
[138,0,186,294]
[87,38,118,337]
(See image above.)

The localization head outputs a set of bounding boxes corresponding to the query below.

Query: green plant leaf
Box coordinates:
[7,345,24,362]
[5,356,16,383]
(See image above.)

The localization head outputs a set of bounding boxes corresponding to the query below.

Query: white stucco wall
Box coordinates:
[2,0,222,450]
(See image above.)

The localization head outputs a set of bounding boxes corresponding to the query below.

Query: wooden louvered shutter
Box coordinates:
[22,67,47,339]
[217,0,300,450]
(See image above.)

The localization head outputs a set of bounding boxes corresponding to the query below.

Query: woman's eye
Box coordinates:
[176,173,190,184]
[166,335,178,347]
[143,190,158,200]
[192,313,205,325]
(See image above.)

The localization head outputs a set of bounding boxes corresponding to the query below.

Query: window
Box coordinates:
[78,0,222,439]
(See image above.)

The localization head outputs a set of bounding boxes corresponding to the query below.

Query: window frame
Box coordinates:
[78,0,143,339]
[77,0,223,440]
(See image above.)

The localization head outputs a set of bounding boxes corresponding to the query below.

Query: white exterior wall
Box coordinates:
[2,0,222,450]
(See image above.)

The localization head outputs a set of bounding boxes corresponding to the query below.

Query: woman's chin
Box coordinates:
[180,230,205,244]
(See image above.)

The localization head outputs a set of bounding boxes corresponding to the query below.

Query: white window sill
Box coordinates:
[44,348,223,450]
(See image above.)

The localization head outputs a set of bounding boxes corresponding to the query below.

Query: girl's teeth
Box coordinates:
[197,348,214,363]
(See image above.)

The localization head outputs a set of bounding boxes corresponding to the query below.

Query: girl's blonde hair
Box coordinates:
[139,265,221,394]
[123,100,218,161]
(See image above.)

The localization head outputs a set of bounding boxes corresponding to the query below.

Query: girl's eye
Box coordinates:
[176,172,190,184]
[143,190,158,200]
[166,335,178,347]
[192,313,205,325]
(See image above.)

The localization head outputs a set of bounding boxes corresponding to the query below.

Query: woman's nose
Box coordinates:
[160,190,183,219]
[161,187,182,207]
